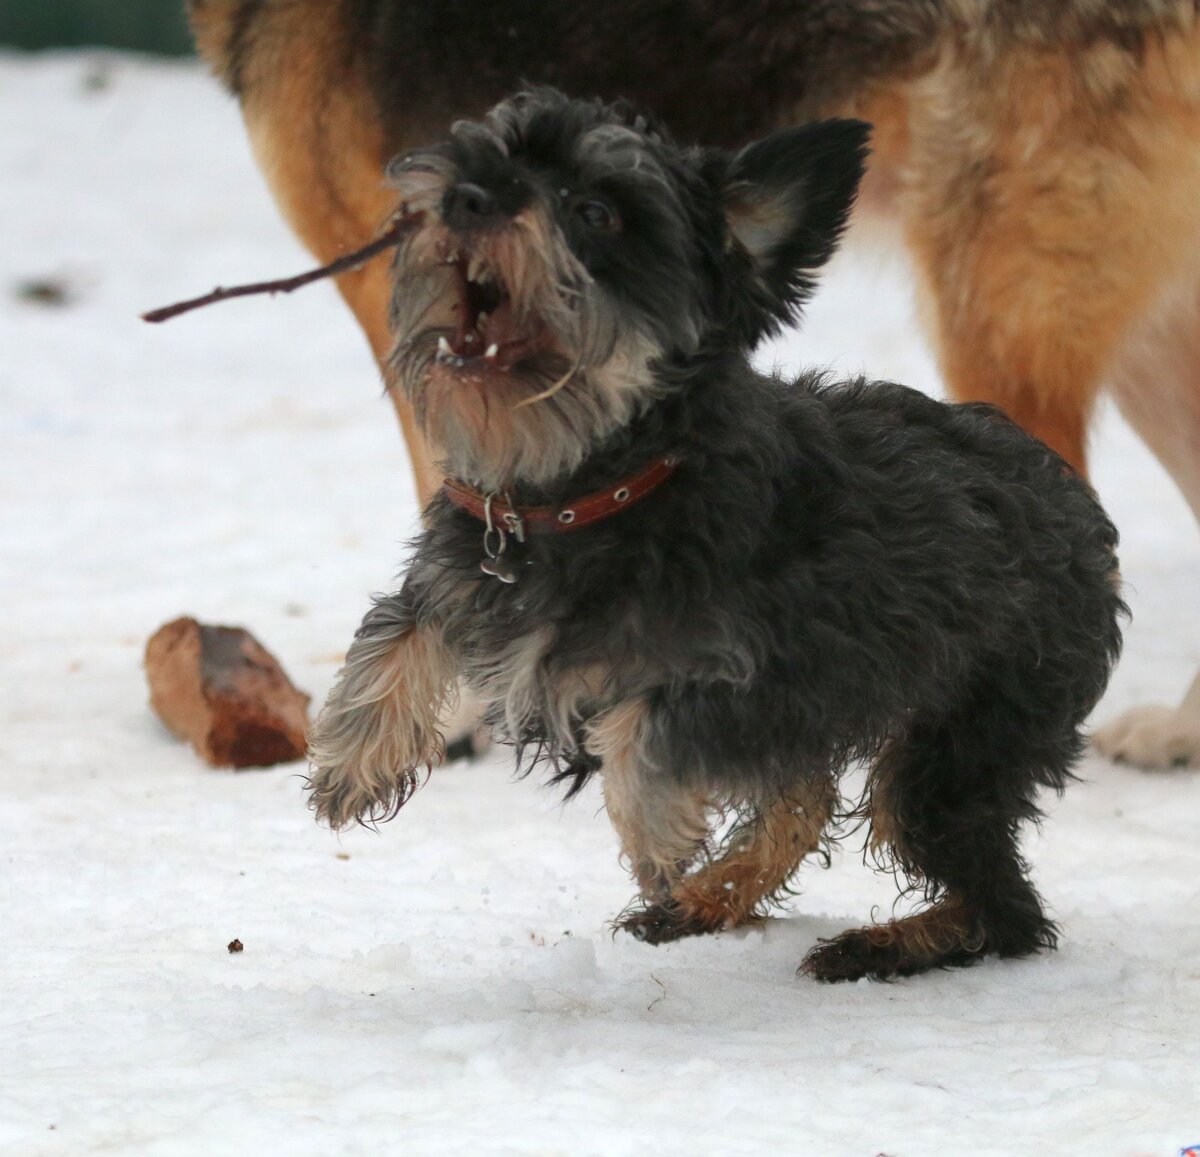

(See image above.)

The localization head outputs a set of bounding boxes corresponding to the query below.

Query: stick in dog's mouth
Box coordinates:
[140,211,418,324]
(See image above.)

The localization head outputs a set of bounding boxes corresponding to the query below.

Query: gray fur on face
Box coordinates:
[384,101,689,493]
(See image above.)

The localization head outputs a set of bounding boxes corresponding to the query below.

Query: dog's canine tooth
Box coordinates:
[485,343,499,359]
[437,335,452,360]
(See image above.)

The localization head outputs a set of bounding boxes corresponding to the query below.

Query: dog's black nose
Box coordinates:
[443,182,502,229]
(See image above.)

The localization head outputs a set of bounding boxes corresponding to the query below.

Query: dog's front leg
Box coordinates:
[586,700,711,921]
[307,593,458,829]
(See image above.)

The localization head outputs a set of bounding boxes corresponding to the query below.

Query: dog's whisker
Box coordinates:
[510,366,578,410]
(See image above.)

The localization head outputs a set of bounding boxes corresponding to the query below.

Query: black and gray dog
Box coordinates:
[307,89,1126,981]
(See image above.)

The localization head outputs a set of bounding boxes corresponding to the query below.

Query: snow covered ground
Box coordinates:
[2,54,1199,1157]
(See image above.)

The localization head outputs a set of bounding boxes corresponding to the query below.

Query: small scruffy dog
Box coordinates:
[307,89,1125,981]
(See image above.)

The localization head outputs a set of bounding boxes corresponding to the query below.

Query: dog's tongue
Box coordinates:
[479,297,539,369]
[478,296,517,346]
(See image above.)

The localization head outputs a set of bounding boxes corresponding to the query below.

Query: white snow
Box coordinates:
[2,53,1199,1157]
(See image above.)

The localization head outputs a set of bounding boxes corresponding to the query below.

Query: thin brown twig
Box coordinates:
[141,212,415,325]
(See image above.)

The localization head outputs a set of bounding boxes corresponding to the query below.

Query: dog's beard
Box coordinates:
[385,206,665,492]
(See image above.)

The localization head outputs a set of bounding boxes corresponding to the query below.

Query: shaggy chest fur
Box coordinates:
[403,369,1122,794]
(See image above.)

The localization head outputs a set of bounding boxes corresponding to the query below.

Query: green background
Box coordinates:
[0,2,193,55]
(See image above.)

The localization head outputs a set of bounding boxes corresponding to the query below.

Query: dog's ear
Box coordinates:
[720,119,870,339]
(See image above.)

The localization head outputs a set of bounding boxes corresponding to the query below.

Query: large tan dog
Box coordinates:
[186,0,1200,768]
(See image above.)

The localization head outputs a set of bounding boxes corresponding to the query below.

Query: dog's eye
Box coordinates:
[574,198,619,232]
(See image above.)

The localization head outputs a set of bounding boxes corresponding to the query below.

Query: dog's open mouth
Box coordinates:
[435,252,546,373]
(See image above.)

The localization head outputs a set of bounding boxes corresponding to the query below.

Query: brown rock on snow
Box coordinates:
[145,617,311,769]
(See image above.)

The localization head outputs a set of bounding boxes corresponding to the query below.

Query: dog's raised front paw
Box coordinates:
[1093,704,1200,769]
[306,759,424,830]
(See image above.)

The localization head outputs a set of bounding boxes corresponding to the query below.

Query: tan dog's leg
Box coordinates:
[231,6,442,504]
[308,597,458,828]
[901,38,1200,475]
[905,165,1115,475]
[1095,275,1200,769]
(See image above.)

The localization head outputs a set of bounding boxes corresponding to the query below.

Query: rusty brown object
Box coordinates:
[145,617,311,769]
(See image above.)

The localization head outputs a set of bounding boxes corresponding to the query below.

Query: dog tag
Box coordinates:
[480,555,520,584]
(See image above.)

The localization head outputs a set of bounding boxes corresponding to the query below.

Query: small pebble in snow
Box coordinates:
[227,939,244,954]
[14,276,76,307]
[336,852,350,861]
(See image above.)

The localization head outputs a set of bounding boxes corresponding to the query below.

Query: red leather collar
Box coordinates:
[442,456,679,534]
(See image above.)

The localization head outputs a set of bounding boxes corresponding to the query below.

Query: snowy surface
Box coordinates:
[3,54,1199,1157]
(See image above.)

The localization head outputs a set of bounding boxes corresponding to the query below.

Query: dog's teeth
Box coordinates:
[478,311,489,326]
[437,336,452,360]
[485,344,499,359]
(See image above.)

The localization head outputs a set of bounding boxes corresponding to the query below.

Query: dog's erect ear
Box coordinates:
[720,119,870,339]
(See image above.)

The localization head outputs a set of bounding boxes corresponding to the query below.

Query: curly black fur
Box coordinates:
[312,90,1126,980]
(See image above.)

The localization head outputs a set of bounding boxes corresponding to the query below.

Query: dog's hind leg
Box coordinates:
[803,688,1066,982]
[618,783,836,946]
[1095,273,1200,769]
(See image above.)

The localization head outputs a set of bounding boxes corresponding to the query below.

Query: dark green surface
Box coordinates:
[0,2,192,55]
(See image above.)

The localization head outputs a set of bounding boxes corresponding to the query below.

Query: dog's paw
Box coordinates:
[615,902,726,945]
[801,931,908,982]
[801,929,961,983]
[800,918,987,983]
[1093,705,1200,770]
[305,760,422,830]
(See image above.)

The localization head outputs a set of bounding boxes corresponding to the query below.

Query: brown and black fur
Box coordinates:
[186,0,1200,769]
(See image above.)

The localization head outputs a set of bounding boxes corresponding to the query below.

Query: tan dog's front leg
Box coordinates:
[307,595,457,829]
